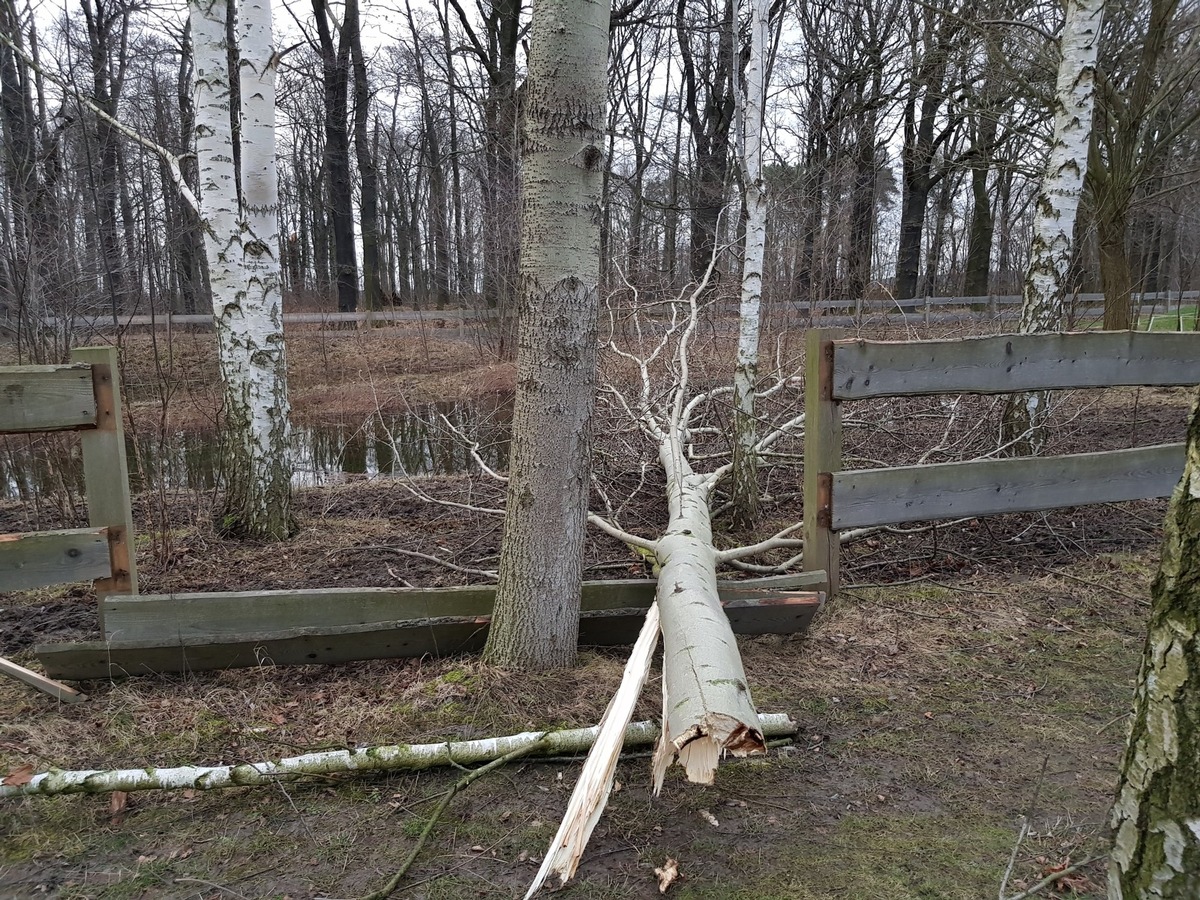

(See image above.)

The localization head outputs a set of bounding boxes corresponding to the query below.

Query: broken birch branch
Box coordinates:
[1,714,797,799]
[525,603,662,898]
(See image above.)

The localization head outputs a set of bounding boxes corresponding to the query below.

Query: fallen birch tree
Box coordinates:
[587,258,812,786]
[0,713,797,800]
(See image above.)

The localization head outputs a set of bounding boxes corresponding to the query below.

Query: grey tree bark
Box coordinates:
[483,0,610,670]
[1107,390,1200,898]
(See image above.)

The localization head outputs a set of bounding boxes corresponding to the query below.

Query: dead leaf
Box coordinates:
[270,714,287,726]
[109,791,129,825]
[1056,872,1095,894]
[2,763,34,787]
[654,858,679,893]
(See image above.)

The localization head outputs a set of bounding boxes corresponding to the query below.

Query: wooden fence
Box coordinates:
[8,290,1198,336]
[1,351,822,685]
[802,329,1200,595]
[0,346,137,701]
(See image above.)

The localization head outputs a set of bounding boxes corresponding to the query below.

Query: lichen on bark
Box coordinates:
[1108,389,1200,898]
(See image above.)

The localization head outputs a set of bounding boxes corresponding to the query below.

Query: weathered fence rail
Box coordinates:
[8,291,1198,336]
[0,346,137,701]
[0,308,487,335]
[40,574,825,679]
[803,328,1200,595]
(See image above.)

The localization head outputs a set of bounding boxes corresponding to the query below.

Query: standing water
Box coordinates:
[0,398,511,501]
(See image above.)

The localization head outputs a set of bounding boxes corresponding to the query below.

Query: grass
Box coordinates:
[0,546,1146,898]
[1138,303,1198,330]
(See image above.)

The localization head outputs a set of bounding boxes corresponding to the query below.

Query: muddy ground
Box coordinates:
[0,321,1187,898]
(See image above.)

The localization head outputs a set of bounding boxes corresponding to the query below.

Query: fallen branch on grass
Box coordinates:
[0,714,797,799]
[362,736,553,900]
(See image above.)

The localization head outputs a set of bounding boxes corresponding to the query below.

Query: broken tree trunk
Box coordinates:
[652,441,766,789]
[0,714,797,799]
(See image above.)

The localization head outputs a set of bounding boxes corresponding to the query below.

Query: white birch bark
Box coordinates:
[0,714,797,798]
[1107,390,1200,898]
[729,0,770,527]
[1001,0,1104,455]
[232,0,293,537]
[651,439,766,788]
[190,0,293,539]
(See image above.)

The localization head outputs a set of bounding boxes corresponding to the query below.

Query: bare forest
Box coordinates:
[3,0,1200,897]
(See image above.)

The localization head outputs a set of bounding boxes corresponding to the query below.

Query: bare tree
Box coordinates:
[483,0,611,670]
[312,0,359,312]
[190,0,294,538]
[729,0,771,527]
[1088,0,1200,329]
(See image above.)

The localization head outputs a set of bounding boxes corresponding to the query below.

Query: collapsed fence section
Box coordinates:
[802,329,1200,595]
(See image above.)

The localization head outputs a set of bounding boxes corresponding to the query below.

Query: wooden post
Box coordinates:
[804,328,842,597]
[71,347,137,627]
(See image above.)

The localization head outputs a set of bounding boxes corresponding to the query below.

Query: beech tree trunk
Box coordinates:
[1107,389,1200,898]
[483,0,610,671]
[313,0,358,313]
[1000,0,1104,455]
[191,0,294,539]
[348,0,380,313]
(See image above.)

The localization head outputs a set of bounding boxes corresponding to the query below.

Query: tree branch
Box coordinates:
[0,29,199,216]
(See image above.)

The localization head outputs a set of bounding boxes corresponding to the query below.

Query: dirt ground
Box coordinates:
[0,322,1183,898]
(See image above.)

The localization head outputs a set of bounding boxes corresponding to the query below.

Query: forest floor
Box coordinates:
[0,320,1189,898]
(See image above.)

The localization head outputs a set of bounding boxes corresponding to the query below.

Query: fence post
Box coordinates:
[71,347,137,627]
[804,328,842,598]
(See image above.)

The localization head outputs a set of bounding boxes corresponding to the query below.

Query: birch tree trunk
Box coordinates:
[652,439,765,787]
[1107,390,1200,898]
[483,0,609,670]
[191,0,294,539]
[1000,0,1103,456]
[729,0,769,530]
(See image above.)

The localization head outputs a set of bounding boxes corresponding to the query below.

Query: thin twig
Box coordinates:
[999,756,1049,900]
[1039,567,1149,606]
[360,735,552,900]
[329,546,498,581]
[173,878,251,900]
[1003,855,1106,900]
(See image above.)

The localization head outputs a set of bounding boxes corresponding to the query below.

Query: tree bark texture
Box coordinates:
[191,0,294,540]
[1001,0,1104,455]
[0,714,798,799]
[651,443,765,787]
[313,0,358,313]
[1108,390,1200,898]
[484,0,610,671]
[676,0,736,286]
[729,0,769,529]
[348,0,380,313]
